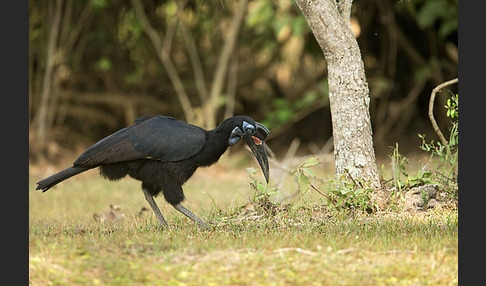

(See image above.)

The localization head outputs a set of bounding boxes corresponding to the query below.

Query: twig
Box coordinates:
[336,248,361,254]
[375,75,428,142]
[268,158,293,173]
[337,248,415,255]
[344,168,363,188]
[274,248,318,256]
[319,136,334,154]
[310,183,336,204]
[433,170,456,186]
[284,138,301,162]
[64,1,92,55]
[428,78,458,146]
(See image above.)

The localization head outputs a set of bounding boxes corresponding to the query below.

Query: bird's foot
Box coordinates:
[173,203,212,231]
[157,218,169,231]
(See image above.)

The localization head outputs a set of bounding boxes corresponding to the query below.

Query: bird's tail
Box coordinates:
[36,166,91,192]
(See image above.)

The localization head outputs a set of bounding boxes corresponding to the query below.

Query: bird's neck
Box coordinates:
[195,130,229,167]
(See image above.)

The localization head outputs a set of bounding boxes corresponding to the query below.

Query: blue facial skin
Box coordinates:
[228,121,256,146]
[228,126,243,146]
[242,121,255,135]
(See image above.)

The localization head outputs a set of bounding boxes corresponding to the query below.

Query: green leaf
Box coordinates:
[422,171,432,178]
[246,0,274,30]
[340,188,352,195]
[272,16,290,38]
[293,173,299,182]
[246,167,257,175]
[417,0,448,28]
[439,20,457,38]
[257,183,266,193]
[298,173,310,193]
[449,136,455,146]
[91,0,108,10]
[165,1,178,17]
[336,198,343,206]
[303,168,316,178]
[408,177,424,187]
[96,57,111,72]
[266,188,279,196]
[354,188,364,195]
[302,157,320,168]
[292,15,307,36]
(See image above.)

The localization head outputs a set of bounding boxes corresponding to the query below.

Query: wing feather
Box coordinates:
[74,116,206,167]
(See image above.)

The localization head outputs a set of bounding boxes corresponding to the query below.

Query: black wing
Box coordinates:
[73,116,207,167]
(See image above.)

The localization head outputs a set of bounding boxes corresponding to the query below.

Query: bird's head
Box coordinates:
[224,116,270,183]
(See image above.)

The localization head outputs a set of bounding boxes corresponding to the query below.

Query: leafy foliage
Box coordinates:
[291,157,320,195]
[418,93,458,197]
[388,143,434,192]
[293,158,374,213]
[30,0,457,159]
[324,177,374,213]
[246,167,278,212]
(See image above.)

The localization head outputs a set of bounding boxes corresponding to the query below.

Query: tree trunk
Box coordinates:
[295,0,380,189]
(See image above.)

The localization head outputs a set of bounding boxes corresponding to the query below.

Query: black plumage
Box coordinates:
[36,115,270,230]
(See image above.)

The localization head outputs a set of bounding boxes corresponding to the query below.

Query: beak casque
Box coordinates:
[243,122,270,183]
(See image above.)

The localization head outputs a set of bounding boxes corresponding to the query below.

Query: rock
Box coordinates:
[427,198,444,209]
[93,204,125,223]
[403,184,440,211]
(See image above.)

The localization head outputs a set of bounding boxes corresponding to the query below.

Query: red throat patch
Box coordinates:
[252,136,262,145]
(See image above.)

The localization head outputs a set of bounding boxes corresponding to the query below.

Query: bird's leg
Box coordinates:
[173,203,212,231]
[142,188,169,230]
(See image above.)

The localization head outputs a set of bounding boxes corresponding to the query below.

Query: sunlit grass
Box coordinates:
[29,156,457,285]
[29,206,458,285]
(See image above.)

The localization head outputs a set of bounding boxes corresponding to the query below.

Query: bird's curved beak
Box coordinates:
[243,122,270,183]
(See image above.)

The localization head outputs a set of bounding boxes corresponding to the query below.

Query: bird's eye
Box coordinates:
[229,126,243,146]
[242,121,255,135]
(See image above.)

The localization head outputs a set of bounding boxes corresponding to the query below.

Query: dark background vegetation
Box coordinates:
[29,0,458,164]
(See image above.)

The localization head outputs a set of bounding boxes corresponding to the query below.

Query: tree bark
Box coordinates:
[295,0,380,189]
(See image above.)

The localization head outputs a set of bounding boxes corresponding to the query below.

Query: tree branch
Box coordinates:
[34,0,64,143]
[374,74,429,142]
[64,0,92,55]
[180,21,209,103]
[224,53,238,119]
[428,78,458,146]
[204,0,248,128]
[130,0,196,123]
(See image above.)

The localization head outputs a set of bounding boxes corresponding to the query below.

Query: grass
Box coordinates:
[29,160,458,285]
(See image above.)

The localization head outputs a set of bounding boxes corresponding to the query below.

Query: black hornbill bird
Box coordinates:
[36,115,270,231]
